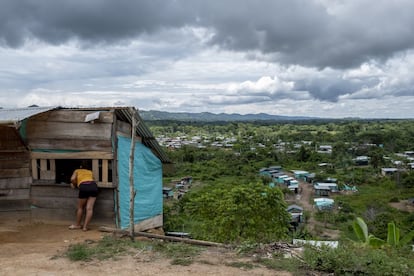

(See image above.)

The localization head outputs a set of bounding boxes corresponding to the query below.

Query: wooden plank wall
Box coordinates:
[26,109,114,151]
[0,126,31,211]
[24,109,117,224]
[27,110,115,187]
[31,184,116,225]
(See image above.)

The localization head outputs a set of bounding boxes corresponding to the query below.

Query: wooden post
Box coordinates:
[129,108,137,241]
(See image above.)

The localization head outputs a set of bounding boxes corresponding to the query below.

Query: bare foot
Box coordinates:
[68,225,81,230]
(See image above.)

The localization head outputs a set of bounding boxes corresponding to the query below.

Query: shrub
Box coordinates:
[389,197,399,203]
[183,183,290,243]
[303,243,414,275]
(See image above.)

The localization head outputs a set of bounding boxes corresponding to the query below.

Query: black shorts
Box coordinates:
[78,182,99,199]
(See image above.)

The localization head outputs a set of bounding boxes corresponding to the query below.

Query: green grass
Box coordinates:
[226,261,256,269]
[153,241,202,266]
[65,235,203,264]
[66,243,93,261]
[254,256,305,275]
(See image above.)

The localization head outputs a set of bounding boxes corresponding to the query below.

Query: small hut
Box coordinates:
[0,106,170,231]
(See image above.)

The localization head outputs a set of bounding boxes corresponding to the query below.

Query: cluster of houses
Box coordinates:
[158,132,414,178]
[381,151,414,175]
[156,135,236,149]
[259,165,357,228]
[163,176,193,200]
[259,166,300,193]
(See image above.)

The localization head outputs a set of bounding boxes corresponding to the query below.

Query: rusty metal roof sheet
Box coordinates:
[0,106,57,124]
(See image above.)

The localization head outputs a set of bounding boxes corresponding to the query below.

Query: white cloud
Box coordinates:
[227,76,294,95]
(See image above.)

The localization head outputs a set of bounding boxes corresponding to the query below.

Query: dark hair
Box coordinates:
[80,160,92,170]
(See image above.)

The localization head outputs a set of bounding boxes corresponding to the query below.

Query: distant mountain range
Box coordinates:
[139,110,321,122]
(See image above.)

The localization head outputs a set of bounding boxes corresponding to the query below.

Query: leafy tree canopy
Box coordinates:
[174,182,290,243]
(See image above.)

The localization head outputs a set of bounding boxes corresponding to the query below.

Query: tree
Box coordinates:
[367,147,384,169]
[297,145,311,162]
[183,183,290,243]
[401,172,414,188]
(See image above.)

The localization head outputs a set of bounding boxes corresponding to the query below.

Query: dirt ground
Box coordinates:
[389,200,414,213]
[286,174,340,240]
[0,213,291,276]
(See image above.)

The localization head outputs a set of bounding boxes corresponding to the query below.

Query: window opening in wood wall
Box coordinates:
[55,159,83,184]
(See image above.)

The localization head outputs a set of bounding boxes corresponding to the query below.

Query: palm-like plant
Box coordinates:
[353,217,384,247]
[353,217,414,248]
[387,222,414,248]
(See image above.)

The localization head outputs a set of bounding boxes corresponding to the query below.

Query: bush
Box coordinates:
[389,197,400,203]
[182,183,290,243]
[303,243,414,275]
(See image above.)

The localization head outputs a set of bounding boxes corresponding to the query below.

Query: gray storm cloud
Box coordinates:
[1,0,414,69]
[1,0,414,115]
[0,0,193,47]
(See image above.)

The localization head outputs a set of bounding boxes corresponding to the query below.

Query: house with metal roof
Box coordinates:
[292,170,309,180]
[287,204,304,223]
[381,167,399,176]
[314,198,335,211]
[314,182,339,196]
[0,106,170,231]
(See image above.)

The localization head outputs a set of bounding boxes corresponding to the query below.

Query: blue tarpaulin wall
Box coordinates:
[117,135,163,229]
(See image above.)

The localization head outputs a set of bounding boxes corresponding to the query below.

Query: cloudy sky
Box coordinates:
[1,0,414,118]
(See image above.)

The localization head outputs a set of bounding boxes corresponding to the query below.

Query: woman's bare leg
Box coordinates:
[76,198,87,227]
[83,197,97,231]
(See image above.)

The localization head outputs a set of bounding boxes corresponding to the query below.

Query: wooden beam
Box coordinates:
[31,159,38,179]
[0,188,30,200]
[31,185,77,198]
[98,227,226,248]
[0,168,30,178]
[129,109,137,240]
[31,151,113,160]
[92,159,99,181]
[0,159,30,169]
[0,200,30,211]
[26,121,112,140]
[102,159,108,183]
[40,159,47,171]
[97,182,115,188]
[27,138,112,152]
[50,159,55,171]
[134,215,163,232]
[0,177,32,189]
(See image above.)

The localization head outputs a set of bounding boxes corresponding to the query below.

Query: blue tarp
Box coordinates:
[117,135,163,229]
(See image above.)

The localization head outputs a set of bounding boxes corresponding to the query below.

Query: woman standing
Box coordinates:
[68,160,98,231]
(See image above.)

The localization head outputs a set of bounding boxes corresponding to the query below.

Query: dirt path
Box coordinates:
[0,215,291,276]
[289,175,340,240]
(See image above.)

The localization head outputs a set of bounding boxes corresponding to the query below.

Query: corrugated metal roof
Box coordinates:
[0,106,57,124]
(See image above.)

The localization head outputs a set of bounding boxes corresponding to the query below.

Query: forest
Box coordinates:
[149,119,414,274]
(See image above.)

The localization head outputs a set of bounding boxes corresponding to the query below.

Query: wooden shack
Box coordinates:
[0,106,170,231]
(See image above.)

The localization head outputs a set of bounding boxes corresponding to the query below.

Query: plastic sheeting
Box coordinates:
[117,135,163,229]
